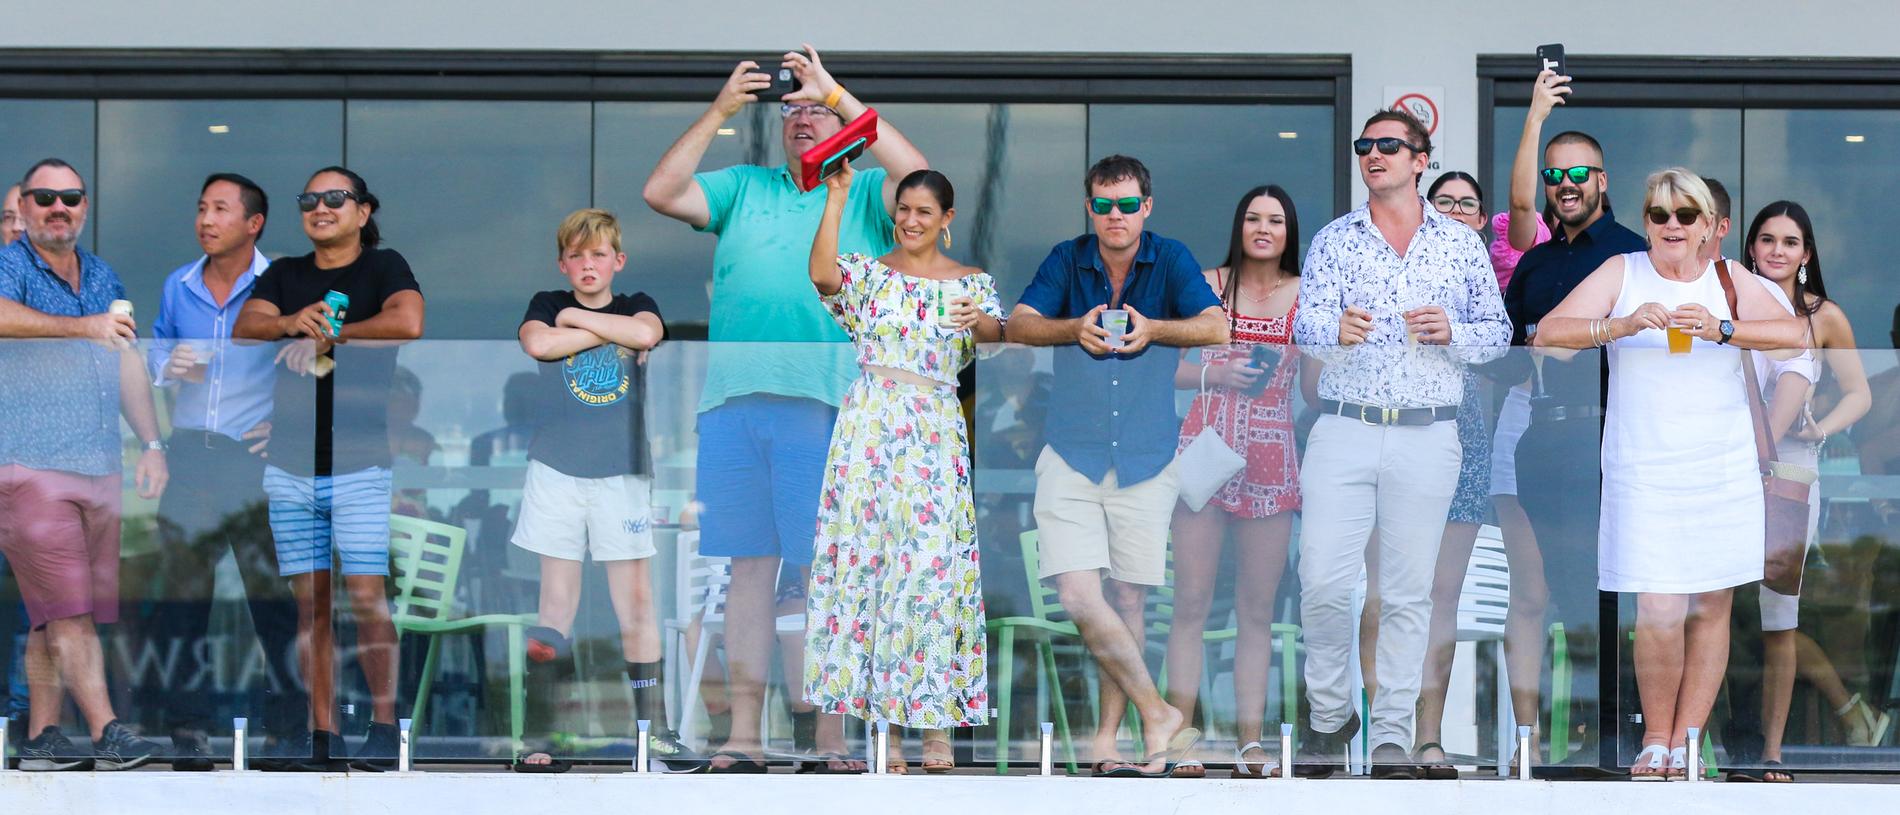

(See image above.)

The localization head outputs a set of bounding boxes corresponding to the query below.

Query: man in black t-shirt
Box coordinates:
[234,167,423,771]
[511,209,703,773]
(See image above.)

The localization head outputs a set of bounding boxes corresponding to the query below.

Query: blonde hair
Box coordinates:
[1643,168,1716,221]
[556,208,622,255]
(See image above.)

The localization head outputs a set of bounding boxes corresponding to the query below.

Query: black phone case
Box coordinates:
[1537,44,1567,77]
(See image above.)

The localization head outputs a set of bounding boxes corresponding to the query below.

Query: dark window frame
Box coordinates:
[0,48,1354,215]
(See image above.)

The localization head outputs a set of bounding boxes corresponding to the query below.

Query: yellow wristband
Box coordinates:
[824,84,847,110]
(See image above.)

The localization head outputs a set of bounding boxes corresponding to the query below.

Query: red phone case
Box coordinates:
[799,107,879,191]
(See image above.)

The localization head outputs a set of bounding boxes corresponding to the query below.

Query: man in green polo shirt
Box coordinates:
[642,43,928,773]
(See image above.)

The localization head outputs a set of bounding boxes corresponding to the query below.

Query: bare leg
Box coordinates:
[1415,521,1480,757]
[344,574,399,724]
[535,557,585,638]
[1232,513,1292,761]
[24,628,63,736]
[1495,497,1549,735]
[1792,630,1854,711]
[1162,502,1225,720]
[292,571,336,734]
[604,559,659,663]
[1633,592,1687,775]
[1057,571,1186,774]
[775,591,814,717]
[1761,629,1795,766]
[712,555,777,765]
[41,616,118,739]
[1671,589,1732,750]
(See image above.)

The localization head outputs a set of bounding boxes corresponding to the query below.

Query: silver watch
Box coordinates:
[144,439,166,452]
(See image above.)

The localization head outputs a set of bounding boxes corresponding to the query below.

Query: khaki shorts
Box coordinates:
[1032,446,1178,586]
[511,461,657,562]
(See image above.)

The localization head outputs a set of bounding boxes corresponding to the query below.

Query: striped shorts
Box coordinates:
[262,465,393,577]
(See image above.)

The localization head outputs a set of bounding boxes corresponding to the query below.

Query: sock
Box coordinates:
[627,661,666,732]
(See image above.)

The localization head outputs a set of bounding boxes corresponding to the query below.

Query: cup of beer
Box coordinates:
[1666,326,1692,355]
[108,299,133,317]
[1102,309,1130,349]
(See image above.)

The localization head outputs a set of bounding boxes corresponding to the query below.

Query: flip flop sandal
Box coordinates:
[1413,742,1459,780]
[708,749,768,774]
[1761,759,1793,782]
[811,752,867,775]
[1630,743,1669,781]
[1231,741,1278,779]
[510,751,573,774]
[1092,758,1143,778]
[1666,746,1689,781]
[1167,760,1206,779]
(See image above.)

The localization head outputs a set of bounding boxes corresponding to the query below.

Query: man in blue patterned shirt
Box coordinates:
[0,158,168,771]
[1291,111,1510,778]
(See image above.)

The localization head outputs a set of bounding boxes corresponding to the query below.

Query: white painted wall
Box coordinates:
[8,0,1900,202]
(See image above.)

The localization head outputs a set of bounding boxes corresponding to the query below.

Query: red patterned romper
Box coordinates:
[1174,304,1302,518]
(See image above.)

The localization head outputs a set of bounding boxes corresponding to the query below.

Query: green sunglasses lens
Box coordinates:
[1090,197,1142,215]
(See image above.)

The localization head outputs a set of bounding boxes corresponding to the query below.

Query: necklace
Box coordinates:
[1233,269,1290,304]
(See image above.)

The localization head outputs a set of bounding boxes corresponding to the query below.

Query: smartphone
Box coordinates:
[758,65,802,100]
[1536,43,1567,78]
[1245,344,1283,396]
[815,137,868,185]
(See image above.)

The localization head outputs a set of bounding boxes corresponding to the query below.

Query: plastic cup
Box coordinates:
[1102,309,1130,349]
[937,280,963,330]
[108,299,133,317]
[1666,326,1692,355]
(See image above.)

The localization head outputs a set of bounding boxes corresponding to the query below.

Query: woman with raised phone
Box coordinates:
[1533,169,1803,779]
[802,162,1003,773]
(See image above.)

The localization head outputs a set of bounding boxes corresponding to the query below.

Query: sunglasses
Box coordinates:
[1089,196,1143,215]
[1645,206,1704,226]
[1352,137,1423,156]
[780,103,839,121]
[297,189,359,212]
[1541,165,1602,186]
[1432,196,1482,216]
[25,188,85,207]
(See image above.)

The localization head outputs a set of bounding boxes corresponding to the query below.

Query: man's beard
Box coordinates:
[28,218,83,252]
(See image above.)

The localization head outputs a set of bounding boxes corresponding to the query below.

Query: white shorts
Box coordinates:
[1488,384,1532,497]
[1032,446,1178,586]
[511,460,656,562]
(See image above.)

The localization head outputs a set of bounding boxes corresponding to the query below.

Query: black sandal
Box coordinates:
[1413,742,1459,780]
[708,749,768,774]
[510,740,572,774]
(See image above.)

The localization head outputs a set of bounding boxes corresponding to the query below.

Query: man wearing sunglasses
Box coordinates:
[1007,154,1227,777]
[0,157,168,771]
[1498,69,1648,777]
[642,44,927,773]
[1292,109,1510,779]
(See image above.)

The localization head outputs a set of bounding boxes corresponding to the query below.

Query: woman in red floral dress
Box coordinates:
[1164,185,1303,778]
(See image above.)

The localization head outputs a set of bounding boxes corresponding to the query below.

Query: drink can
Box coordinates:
[108,299,134,317]
[323,290,350,337]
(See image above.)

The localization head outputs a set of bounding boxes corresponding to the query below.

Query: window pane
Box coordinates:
[0,99,97,251]
[96,99,343,316]
[1089,104,1335,266]
[346,100,592,339]
[1491,107,1742,257]
[1742,108,1900,340]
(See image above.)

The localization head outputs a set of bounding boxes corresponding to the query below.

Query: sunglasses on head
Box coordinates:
[1352,137,1423,156]
[1646,206,1703,226]
[25,188,85,207]
[1089,196,1143,215]
[1541,165,1601,186]
[1432,196,1482,216]
[296,189,359,212]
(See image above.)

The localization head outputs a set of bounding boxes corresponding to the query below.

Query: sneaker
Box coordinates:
[171,728,216,771]
[19,725,92,772]
[648,727,710,774]
[95,720,161,771]
[1293,713,1360,779]
[349,721,400,772]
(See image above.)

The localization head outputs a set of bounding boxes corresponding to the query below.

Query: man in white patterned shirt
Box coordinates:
[1290,109,1510,778]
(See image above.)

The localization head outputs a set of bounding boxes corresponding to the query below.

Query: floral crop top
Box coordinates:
[821,253,1005,386]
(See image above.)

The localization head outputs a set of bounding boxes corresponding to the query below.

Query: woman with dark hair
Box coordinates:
[1162,185,1301,778]
[803,166,1001,773]
[1733,201,1879,781]
[236,165,423,770]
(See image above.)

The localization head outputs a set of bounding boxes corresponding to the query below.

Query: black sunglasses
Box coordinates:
[297,189,359,212]
[1352,137,1423,156]
[25,188,85,207]
[1646,206,1703,226]
[1089,196,1143,215]
[1541,165,1602,186]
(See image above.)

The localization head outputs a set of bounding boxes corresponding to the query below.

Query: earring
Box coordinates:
[941,226,953,250]
[893,225,901,246]
[1798,264,1808,285]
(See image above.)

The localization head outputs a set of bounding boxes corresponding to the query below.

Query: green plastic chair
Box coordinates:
[986,529,1082,775]
[389,515,539,758]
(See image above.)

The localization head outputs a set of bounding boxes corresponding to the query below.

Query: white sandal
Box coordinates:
[1629,743,1669,780]
[1231,741,1280,779]
[1666,746,1688,781]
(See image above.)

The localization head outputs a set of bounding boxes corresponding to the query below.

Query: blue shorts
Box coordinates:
[696,395,838,565]
[263,465,394,577]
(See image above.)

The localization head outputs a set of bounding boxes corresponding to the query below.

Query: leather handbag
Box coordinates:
[1175,358,1247,512]
[1715,261,1812,595]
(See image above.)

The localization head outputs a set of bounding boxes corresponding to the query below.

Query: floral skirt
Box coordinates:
[803,373,989,728]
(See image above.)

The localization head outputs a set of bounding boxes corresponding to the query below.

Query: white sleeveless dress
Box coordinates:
[1598,252,1764,594]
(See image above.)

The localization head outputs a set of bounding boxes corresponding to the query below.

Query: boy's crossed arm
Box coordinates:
[519,309,664,362]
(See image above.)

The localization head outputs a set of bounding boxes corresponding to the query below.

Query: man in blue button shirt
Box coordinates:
[141,172,306,769]
[0,158,167,771]
[1007,155,1226,776]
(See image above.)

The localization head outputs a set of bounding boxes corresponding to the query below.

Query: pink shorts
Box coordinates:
[0,464,123,628]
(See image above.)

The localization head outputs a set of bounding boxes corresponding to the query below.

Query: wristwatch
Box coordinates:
[144,439,167,452]
[1716,319,1735,345]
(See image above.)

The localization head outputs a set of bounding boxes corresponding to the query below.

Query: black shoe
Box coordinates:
[171,728,217,771]
[288,729,350,772]
[1294,713,1360,779]
[648,727,709,773]
[1370,742,1420,779]
[95,720,162,771]
[254,726,312,772]
[349,721,400,772]
[19,725,93,772]
[4,715,26,768]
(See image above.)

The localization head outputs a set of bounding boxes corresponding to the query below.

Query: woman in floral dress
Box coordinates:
[803,164,1003,773]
